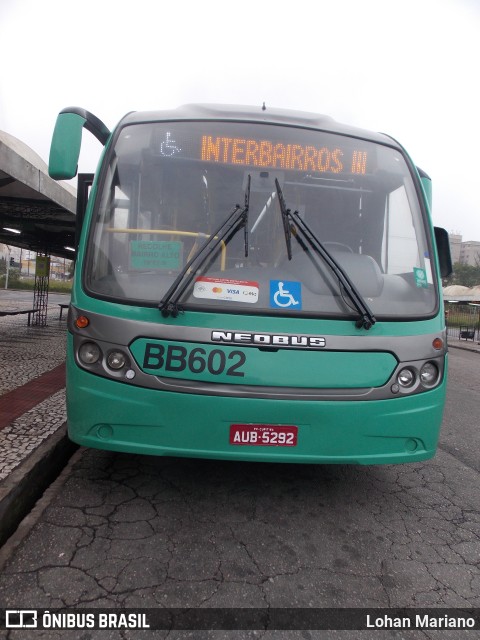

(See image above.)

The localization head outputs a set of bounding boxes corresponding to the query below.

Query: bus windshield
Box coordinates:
[86,120,437,319]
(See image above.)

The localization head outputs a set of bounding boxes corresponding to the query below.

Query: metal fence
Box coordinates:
[445,302,480,341]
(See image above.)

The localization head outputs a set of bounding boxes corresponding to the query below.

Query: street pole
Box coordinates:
[5,246,10,290]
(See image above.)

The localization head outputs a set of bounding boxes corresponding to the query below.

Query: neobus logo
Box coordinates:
[211,331,326,348]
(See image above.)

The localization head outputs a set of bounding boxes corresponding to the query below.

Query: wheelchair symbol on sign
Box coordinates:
[160,132,181,156]
[273,281,299,308]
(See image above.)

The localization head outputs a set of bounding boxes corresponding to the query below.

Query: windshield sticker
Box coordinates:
[270,280,302,309]
[130,240,182,270]
[413,267,429,288]
[193,276,259,303]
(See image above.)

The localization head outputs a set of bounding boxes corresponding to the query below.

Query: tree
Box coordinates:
[443,262,480,287]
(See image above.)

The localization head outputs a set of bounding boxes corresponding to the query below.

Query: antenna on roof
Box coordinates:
[262,102,266,111]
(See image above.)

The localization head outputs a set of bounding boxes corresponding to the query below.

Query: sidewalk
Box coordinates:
[0,293,76,545]
[447,336,480,354]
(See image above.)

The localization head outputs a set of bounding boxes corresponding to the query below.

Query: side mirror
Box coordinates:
[49,107,110,180]
[434,226,453,278]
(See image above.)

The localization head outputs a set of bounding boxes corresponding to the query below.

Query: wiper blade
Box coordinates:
[275,178,292,260]
[159,206,243,317]
[243,174,251,258]
[274,179,376,330]
[159,178,250,318]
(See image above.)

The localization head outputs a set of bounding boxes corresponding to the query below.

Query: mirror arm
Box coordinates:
[59,107,110,145]
[49,107,111,180]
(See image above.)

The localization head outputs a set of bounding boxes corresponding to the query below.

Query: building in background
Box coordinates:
[448,234,462,264]
[448,233,480,266]
[0,243,72,279]
[459,241,480,266]
[0,242,8,261]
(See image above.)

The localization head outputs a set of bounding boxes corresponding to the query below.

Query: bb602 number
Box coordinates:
[143,343,246,377]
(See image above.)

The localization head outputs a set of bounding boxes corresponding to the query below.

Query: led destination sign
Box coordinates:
[151,125,370,176]
[201,135,368,175]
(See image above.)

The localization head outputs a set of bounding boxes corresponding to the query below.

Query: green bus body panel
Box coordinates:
[66,341,447,465]
[421,176,433,209]
[130,337,397,388]
[70,233,446,465]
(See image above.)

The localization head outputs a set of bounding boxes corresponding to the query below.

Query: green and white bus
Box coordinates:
[49,104,452,464]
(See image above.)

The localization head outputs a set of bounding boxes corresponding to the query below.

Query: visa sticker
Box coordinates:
[193,276,259,303]
[270,280,302,309]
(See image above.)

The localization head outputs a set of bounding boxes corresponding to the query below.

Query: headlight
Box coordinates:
[107,350,128,370]
[420,362,439,386]
[397,368,415,388]
[78,341,101,365]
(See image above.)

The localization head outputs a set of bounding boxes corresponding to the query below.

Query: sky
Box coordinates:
[1,0,479,240]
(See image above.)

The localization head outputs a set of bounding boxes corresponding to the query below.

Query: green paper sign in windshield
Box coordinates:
[130,241,182,270]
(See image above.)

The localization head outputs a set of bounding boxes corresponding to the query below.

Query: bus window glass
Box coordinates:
[86,121,437,319]
[382,185,420,274]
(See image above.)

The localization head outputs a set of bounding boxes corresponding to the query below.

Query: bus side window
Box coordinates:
[382,185,419,274]
[108,186,129,272]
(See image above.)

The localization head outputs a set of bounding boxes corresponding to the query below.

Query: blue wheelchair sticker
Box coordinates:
[270,280,302,309]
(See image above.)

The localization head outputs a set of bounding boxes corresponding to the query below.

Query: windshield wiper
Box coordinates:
[159,178,250,318]
[274,178,376,330]
[275,177,292,260]
[243,174,251,258]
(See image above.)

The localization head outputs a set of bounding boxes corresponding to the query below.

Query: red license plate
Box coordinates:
[230,424,298,447]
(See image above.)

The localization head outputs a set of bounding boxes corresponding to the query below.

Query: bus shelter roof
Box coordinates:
[443,285,480,303]
[0,130,76,259]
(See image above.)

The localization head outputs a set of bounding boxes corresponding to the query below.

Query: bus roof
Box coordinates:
[118,104,397,147]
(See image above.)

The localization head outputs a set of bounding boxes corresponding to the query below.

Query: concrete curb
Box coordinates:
[448,341,480,355]
[0,424,77,547]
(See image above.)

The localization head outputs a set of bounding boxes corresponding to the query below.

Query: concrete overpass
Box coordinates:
[0,130,76,260]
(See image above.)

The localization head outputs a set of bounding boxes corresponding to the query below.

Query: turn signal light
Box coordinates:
[75,315,90,329]
[432,337,443,350]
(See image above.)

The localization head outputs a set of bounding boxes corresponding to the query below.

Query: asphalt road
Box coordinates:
[439,349,480,472]
[0,348,479,639]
